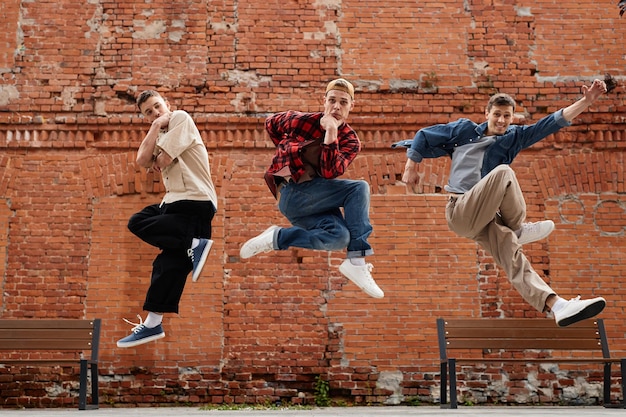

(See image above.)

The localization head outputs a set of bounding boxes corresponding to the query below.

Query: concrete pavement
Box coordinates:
[0,406,624,416]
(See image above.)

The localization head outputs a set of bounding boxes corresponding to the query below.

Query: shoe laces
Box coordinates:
[521,222,540,234]
[361,264,382,293]
[122,314,146,334]
[567,295,581,303]
[187,248,194,261]
[362,263,375,281]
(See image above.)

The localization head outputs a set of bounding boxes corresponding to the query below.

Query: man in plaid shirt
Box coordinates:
[239,78,384,299]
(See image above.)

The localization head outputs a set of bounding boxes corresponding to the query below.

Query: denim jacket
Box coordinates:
[393,109,570,178]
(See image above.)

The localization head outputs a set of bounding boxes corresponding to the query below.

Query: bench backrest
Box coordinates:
[437,318,610,360]
[0,319,101,361]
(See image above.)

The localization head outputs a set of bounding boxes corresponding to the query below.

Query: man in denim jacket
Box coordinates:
[400,79,607,327]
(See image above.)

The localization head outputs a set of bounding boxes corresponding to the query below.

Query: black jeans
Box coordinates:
[128,200,216,313]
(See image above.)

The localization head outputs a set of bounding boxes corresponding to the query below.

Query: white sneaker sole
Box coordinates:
[116,331,165,348]
[556,298,606,327]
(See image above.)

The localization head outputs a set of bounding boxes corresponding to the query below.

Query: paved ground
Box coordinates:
[0,406,624,416]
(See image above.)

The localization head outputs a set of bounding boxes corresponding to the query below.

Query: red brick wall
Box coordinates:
[0,0,626,409]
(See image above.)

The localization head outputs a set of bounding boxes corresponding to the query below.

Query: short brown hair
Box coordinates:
[486,93,516,112]
[137,90,162,111]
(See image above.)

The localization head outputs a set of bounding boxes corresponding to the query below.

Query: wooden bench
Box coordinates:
[437,317,626,409]
[0,319,101,410]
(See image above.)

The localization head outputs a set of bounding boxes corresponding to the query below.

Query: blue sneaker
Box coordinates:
[188,238,213,282]
[117,316,165,348]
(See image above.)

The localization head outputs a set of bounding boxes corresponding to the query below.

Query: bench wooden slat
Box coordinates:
[445,327,598,339]
[442,318,602,350]
[446,338,601,350]
[0,340,93,350]
[0,319,95,330]
[2,329,94,340]
[442,318,596,329]
[0,321,96,351]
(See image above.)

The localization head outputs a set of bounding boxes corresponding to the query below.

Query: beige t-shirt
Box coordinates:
[156,110,218,207]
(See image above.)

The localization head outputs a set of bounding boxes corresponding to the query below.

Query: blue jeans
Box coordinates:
[276,177,373,258]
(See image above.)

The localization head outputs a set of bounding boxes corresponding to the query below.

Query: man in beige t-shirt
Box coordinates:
[117,90,218,348]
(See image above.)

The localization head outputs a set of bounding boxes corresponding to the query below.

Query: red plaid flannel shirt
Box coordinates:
[263,110,361,197]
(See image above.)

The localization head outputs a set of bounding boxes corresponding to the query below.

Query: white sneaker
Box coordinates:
[240,226,279,259]
[553,296,606,327]
[338,259,384,299]
[517,220,555,245]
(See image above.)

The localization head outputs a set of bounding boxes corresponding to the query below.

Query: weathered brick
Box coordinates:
[0,0,625,409]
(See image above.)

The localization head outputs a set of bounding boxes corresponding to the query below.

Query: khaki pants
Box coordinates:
[445,165,554,312]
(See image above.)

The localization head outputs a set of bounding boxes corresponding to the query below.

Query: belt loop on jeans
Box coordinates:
[277,180,291,195]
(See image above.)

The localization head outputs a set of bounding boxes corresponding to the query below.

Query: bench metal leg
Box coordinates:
[77,359,99,410]
[440,362,448,408]
[603,362,611,406]
[79,359,87,410]
[621,359,626,409]
[91,362,99,408]
[449,358,458,409]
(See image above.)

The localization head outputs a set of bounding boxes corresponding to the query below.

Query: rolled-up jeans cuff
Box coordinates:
[346,249,374,258]
[272,227,281,250]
